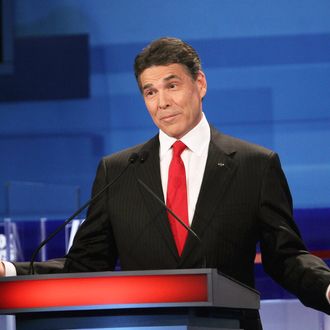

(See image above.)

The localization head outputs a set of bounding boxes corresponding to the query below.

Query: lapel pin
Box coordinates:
[217,162,225,167]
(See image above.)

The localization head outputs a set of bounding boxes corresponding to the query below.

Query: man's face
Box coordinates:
[139,64,207,139]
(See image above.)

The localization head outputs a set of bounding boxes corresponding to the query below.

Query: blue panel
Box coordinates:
[13,0,330,43]
[92,42,142,74]
[6,182,80,218]
[274,121,330,164]
[91,34,330,74]
[0,96,112,134]
[203,65,330,121]
[271,66,330,121]
[285,165,330,209]
[0,134,103,217]
[204,88,273,124]
[194,34,330,68]
[109,93,153,129]
[0,34,89,101]
[106,128,158,153]
[294,208,330,251]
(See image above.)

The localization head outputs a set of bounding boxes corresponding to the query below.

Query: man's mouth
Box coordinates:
[159,113,180,123]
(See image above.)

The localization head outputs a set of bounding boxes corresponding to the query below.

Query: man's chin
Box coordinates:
[161,126,186,139]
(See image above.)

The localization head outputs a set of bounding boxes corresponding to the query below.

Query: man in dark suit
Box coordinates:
[1,37,330,326]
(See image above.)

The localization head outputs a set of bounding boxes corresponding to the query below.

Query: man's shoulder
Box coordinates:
[211,127,274,158]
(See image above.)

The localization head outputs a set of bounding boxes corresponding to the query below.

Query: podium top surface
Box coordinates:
[0,268,260,314]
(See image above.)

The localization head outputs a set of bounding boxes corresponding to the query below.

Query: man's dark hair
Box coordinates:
[134,37,202,89]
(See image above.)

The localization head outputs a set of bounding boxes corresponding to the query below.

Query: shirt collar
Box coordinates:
[159,113,211,158]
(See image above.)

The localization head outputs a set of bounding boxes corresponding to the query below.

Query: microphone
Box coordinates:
[29,152,139,275]
[137,153,206,267]
[139,150,149,163]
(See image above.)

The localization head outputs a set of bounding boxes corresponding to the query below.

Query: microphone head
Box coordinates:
[128,153,139,164]
[139,151,149,163]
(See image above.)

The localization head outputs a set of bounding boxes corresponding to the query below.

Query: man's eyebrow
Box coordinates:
[163,74,180,82]
[142,83,153,91]
[142,74,181,91]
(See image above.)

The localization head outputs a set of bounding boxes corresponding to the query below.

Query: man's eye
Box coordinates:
[145,90,155,97]
[169,83,177,89]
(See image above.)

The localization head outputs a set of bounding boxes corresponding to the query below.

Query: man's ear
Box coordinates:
[196,70,207,99]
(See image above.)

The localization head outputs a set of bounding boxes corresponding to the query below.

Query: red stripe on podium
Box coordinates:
[0,274,208,310]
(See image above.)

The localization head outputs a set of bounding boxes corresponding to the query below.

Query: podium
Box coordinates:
[0,268,260,330]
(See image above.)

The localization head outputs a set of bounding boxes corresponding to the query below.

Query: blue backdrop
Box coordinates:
[0,0,329,300]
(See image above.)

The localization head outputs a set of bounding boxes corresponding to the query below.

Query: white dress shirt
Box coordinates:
[2,260,16,276]
[159,113,211,225]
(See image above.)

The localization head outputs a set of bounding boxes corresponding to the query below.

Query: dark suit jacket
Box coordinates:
[15,127,330,315]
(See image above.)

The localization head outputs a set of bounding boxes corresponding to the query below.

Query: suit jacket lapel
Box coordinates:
[180,127,238,263]
[135,135,180,261]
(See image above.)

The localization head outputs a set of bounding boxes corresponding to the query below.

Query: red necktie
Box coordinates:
[166,140,189,256]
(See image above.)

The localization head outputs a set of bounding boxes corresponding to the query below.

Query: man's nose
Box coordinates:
[158,91,170,109]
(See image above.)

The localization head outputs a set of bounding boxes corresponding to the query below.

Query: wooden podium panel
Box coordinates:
[0,268,260,330]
